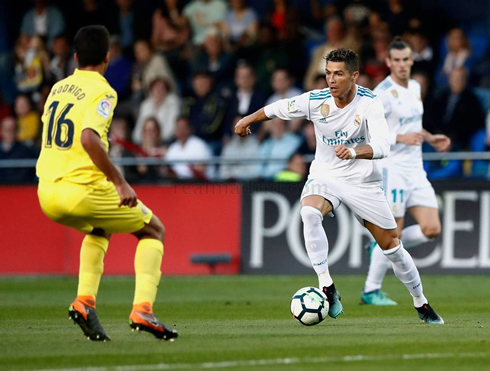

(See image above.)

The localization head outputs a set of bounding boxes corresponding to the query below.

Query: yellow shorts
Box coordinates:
[38,179,153,234]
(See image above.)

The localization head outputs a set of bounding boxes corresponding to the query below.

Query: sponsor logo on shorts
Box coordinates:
[140,204,149,215]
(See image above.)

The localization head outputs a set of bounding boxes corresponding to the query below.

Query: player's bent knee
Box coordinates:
[133,215,165,242]
[300,206,323,227]
[422,224,441,239]
[378,238,399,250]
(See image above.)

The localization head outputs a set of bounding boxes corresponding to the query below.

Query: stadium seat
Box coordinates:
[190,253,232,274]
[469,128,488,177]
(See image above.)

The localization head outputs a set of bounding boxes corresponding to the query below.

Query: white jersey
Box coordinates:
[374,76,424,171]
[264,85,390,185]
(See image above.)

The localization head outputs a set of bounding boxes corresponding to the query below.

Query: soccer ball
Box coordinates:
[290,287,329,326]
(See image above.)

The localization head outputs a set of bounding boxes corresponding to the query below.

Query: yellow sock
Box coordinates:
[133,239,163,305]
[77,235,109,299]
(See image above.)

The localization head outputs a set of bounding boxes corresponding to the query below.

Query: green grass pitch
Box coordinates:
[1,275,489,370]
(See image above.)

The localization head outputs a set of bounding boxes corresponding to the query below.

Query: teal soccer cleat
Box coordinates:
[361,289,398,306]
[322,284,343,318]
[416,303,445,324]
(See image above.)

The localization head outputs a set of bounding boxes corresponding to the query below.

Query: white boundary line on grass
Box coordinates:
[41,352,490,371]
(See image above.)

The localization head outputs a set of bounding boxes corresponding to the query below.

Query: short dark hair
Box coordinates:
[388,36,412,57]
[74,25,110,67]
[324,48,359,74]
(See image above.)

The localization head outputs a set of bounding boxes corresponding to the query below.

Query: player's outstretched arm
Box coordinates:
[421,129,451,152]
[234,108,270,137]
[81,128,138,207]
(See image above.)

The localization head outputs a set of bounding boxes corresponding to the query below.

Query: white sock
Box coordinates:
[300,206,333,288]
[401,225,431,249]
[383,241,428,307]
[363,244,392,293]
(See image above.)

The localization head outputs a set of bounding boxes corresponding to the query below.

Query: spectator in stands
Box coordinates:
[298,120,316,156]
[274,152,307,182]
[189,28,234,87]
[220,0,258,49]
[105,36,132,99]
[266,68,302,132]
[412,70,430,102]
[380,0,423,37]
[70,0,108,40]
[114,0,150,53]
[406,29,436,76]
[181,71,227,154]
[254,117,302,179]
[266,0,300,41]
[136,118,167,180]
[363,25,391,86]
[238,22,288,92]
[226,63,267,130]
[437,28,472,87]
[219,115,259,180]
[304,17,358,91]
[152,0,190,52]
[165,117,215,179]
[36,84,51,115]
[474,46,490,88]
[183,0,228,46]
[132,39,177,95]
[312,74,328,90]
[0,93,12,123]
[14,95,40,146]
[426,67,485,150]
[357,73,374,90]
[109,116,137,180]
[0,117,36,182]
[48,35,76,84]
[133,77,181,145]
[266,69,302,105]
[20,0,65,47]
[14,35,44,95]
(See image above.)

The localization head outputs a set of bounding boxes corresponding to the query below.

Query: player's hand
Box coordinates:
[334,145,354,160]
[234,118,252,137]
[430,134,451,152]
[115,182,138,208]
[398,132,425,146]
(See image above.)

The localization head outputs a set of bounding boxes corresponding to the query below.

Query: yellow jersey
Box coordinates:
[36,69,118,184]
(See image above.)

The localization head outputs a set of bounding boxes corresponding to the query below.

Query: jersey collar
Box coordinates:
[74,68,108,83]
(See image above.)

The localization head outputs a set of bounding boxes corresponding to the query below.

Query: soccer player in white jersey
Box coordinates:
[360,38,451,306]
[235,48,444,324]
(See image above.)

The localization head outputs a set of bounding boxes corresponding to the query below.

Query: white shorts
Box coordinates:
[382,166,438,218]
[301,175,397,230]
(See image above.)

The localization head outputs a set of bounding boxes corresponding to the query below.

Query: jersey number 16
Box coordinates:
[44,100,74,149]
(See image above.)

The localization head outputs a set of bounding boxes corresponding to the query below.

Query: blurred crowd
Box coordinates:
[0,0,489,183]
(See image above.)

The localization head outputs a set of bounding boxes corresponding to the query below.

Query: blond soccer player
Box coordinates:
[36,26,177,341]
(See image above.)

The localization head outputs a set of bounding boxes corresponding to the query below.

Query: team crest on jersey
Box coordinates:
[96,99,112,119]
[288,99,296,111]
[354,114,361,127]
[321,104,330,117]
[391,89,398,99]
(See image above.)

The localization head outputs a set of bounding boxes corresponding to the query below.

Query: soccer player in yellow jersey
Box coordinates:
[36,26,177,341]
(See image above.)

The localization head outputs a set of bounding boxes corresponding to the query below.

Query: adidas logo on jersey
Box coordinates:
[319,118,328,124]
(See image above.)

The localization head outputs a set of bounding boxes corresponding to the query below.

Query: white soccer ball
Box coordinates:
[290,287,329,326]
